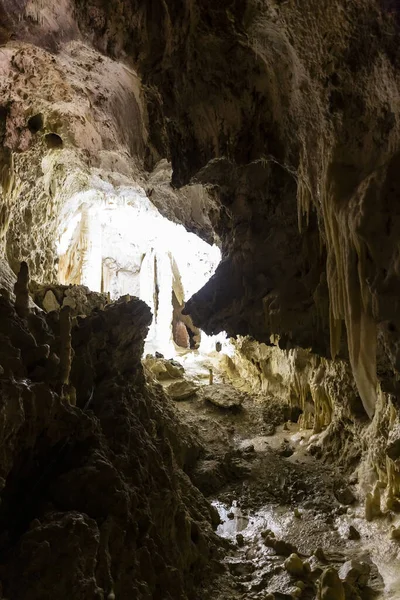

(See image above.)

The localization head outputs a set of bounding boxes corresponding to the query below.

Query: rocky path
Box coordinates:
[172,385,395,600]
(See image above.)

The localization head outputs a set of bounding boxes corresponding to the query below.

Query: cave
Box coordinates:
[1,1,400,599]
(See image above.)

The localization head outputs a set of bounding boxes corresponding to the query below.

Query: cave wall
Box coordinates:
[21,0,399,418]
[0,271,219,599]
[0,35,148,281]
[222,335,400,515]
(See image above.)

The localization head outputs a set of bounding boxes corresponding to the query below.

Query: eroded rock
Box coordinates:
[284,553,306,578]
[318,568,345,600]
[339,560,371,588]
[202,384,245,410]
[143,355,185,380]
[42,290,60,313]
[164,379,199,401]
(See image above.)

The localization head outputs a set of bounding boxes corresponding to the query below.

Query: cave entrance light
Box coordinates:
[56,181,229,358]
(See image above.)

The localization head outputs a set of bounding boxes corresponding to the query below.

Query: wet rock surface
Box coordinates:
[173,380,396,599]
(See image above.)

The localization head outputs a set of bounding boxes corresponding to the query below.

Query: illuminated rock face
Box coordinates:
[57,184,221,355]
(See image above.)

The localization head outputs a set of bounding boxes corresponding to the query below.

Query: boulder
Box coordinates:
[318,568,345,600]
[333,485,356,506]
[202,383,244,409]
[284,553,305,577]
[263,536,298,557]
[191,459,223,494]
[164,379,198,400]
[339,560,371,588]
[144,356,185,380]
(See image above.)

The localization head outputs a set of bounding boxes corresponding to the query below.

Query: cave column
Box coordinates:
[140,249,157,353]
[81,206,103,292]
[153,250,175,356]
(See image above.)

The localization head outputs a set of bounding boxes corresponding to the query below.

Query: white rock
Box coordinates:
[43,290,60,313]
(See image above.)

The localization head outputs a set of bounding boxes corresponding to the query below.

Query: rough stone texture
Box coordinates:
[0,292,219,599]
[0,34,148,282]
[339,560,371,588]
[163,379,199,401]
[3,1,400,593]
[30,282,109,318]
[201,383,245,410]
[145,160,220,245]
[143,355,185,380]
[42,289,60,313]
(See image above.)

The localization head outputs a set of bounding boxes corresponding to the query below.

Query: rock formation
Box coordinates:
[0,284,219,599]
[2,0,400,597]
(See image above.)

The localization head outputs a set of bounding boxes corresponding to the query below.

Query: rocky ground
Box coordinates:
[148,355,400,600]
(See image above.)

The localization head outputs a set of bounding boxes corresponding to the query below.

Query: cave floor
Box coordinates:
[173,391,400,600]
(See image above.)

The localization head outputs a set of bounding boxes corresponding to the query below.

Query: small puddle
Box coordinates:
[212,499,400,598]
[212,500,286,541]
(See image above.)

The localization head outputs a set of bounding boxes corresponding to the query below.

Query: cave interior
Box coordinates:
[1,1,400,599]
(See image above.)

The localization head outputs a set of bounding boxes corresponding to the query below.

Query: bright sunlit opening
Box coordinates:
[56,179,230,357]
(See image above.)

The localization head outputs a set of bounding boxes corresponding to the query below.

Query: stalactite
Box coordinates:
[315,172,378,419]
[365,482,382,521]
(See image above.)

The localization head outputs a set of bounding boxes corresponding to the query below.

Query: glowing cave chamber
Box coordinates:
[57,181,228,357]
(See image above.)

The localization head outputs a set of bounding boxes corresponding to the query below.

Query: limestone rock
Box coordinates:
[14,262,30,319]
[278,441,294,458]
[365,484,382,522]
[263,536,298,557]
[390,526,400,540]
[348,525,360,540]
[284,553,305,578]
[42,290,60,313]
[386,423,400,460]
[0,293,218,599]
[191,459,223,494]
[31,284,108,318]
[143,355,185,380]
[333,485,356,506]
[202,384,244,410]
[164,379,199,401]
[318,568,345,600]
[339,560,371,588]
